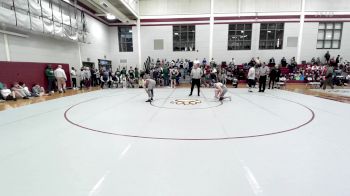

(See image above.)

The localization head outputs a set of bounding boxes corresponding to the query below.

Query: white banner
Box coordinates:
[16,11,31,29]
[0,7,16,26]
[31,15,43,32]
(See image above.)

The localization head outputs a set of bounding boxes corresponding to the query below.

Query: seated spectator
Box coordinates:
[11,82,30,99]
[18,82,32,97]
[0,83,17,101]
[32,84,47,97]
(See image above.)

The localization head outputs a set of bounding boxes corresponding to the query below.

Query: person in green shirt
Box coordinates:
[45,64,55,94]
[121,67,127,76]
[162,65,169,86]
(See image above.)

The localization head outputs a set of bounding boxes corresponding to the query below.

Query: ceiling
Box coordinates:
[76,0,138,24]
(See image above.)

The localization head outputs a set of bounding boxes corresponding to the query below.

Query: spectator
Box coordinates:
[170,66,179,88]
[45,64,55,95]
[54,65,67,93]
[90,68,97,87]
[281,57,287,67]
[0,83,17,101]
[11,82,29,99]
[258,63,269,92]
[163,65,170,86]
[325,51,331,63]
[70,67,77,89]
[336,55,341,65]
[18,82,32,97]
[83,67,91,88]
[247,66,256,92]
[269,57,276,67]
[32,84,47,97]
[268,66,277,89]
[322,65,334,90]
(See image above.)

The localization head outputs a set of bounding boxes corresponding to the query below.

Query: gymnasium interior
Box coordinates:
[1,0,350,195]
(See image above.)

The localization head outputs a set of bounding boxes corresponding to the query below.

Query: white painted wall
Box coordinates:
[305,0,350,11]
[140,0,210,16]
[0,34,6,61]
[79,15,111,67]
[300,22,350,62]
[212,23,300,64]
[6,33,80,68]
[214,0,302,14]
[140,0,350,15]
[140,25,209,62]
[109,26,139,70]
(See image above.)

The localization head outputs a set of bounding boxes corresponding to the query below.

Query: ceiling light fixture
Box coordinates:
[106,13,116,20]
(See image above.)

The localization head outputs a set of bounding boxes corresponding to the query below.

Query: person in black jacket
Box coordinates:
[268,66,277,89]
[325,51,331,63]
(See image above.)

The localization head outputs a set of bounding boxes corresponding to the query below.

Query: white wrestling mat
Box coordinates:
[0,88,350,196]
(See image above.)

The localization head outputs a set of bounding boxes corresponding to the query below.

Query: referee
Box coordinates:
[189,62,202,96]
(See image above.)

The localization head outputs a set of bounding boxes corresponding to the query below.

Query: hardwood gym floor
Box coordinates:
[1,84,349,111]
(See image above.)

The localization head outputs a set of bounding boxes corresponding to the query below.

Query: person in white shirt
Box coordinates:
[70,67,77,89]
[54,65,67,93]
[0,83,16,101]
[247,66,256,92]
[258,63,269,92]
[189,63,203,96]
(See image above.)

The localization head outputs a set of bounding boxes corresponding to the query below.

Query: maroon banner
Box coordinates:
[0,61,71,89]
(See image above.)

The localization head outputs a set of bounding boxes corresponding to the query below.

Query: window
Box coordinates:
[118,26,133,52]
[173,25,195,51]
[317,22,342,49]
[228,24,252,50]
[259,23,284,50]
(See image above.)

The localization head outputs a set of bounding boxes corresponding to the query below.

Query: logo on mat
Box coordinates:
[171,99,202,105]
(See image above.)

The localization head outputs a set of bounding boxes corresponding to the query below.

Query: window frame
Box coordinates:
[227,23,252,50]
[173,25,196,52]
[259,23,284,50]
[118,26,133,52]
[316,22,342,49]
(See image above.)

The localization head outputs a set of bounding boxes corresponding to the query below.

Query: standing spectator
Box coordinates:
[121,67,127,77]
[189,62,202,96]
[281,57,287,67]
[170,67,179,88]
[100,69,109,88]
[322,65,334,90]
[83,67,92,89]
[290,57,297,73]
[336,55,341,65]
[268,66,277,89]
[325,51,331,63]
[95,68,100,86]
[70,67,77,89]
[258,63,269,92]
[45,64,55,95]
[163,65,170,86]
[229,58,235,69]
[54,65,67,93]
[79,67,85,89]
[247,66,256,92]
[269,57,276,67]
[90,68,96,87]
